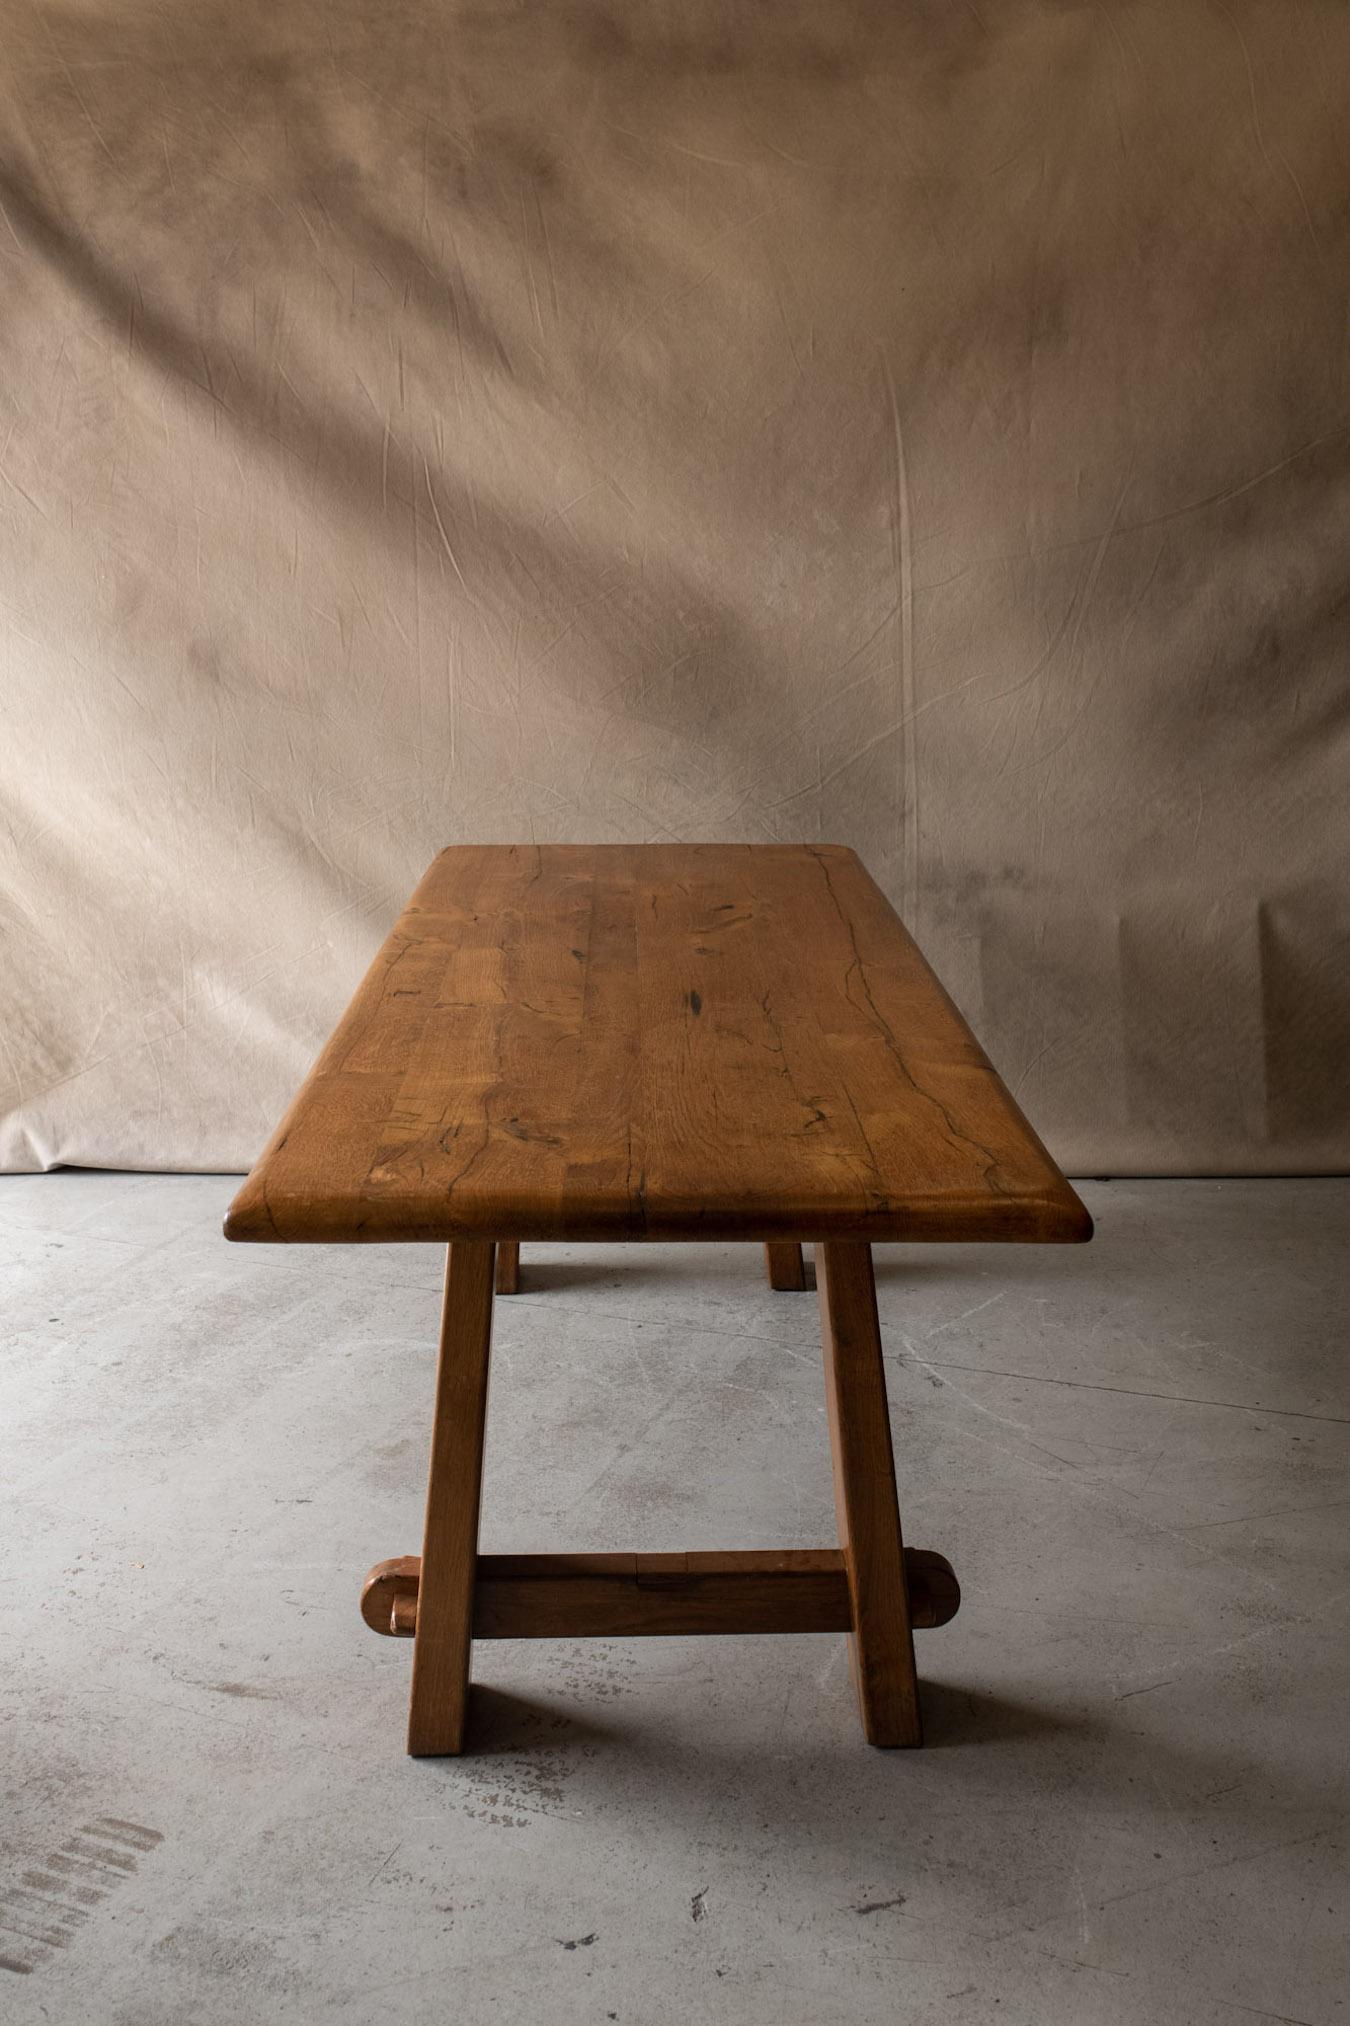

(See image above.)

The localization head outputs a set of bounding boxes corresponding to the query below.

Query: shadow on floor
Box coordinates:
[456,1676,1085,1760]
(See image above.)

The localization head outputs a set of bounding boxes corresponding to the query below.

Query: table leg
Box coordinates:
[406,1241,496,1755]
[494,1241,521,1295]
[764,1242,807,1290]
[816,1241,922,1747]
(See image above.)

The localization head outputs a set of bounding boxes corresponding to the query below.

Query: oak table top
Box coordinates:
[224,843,1090,1248]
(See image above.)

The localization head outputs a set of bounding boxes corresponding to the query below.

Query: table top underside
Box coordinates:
[224,844,1091,1245]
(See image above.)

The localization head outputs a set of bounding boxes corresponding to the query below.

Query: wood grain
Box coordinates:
[817,1241,922,1747]
[224,845,1091,1247]
[361,1547,961,1640]
[405,1242,495,1757]
[475,1550,851,1637]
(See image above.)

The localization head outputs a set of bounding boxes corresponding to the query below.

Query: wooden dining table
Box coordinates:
[225,843,1091,1755]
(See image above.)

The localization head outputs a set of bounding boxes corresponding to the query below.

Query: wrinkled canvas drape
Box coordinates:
[2,0,1347,1176]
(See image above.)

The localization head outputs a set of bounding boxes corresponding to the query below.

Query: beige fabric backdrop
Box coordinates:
[2,0,1347,1177]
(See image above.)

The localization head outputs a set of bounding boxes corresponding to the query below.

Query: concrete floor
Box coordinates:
[2,1176,1347,2026]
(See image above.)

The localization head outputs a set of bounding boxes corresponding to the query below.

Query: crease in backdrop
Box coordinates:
[1,0,1347,1176]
